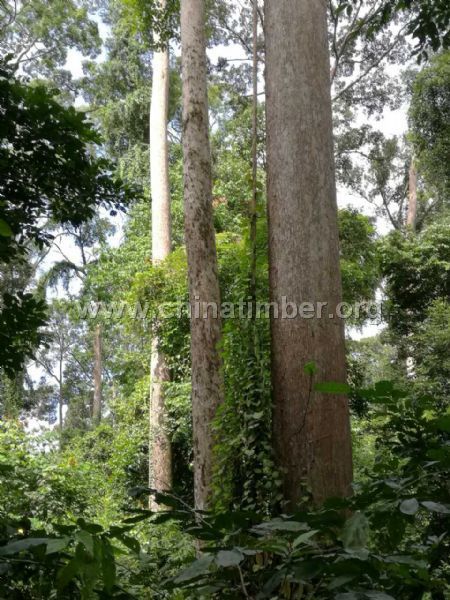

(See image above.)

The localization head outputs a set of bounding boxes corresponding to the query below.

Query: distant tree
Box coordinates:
[42,218,115,428]
[0,0,100,91]
[147,0,173,505]
[411,299,450,406]
[380,218,450,338]
[410,51,450,214]
[34,301,73,431]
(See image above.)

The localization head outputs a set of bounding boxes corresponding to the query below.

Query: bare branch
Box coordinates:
[332,24,408,102]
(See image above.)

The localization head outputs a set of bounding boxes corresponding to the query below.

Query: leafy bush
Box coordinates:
[1,382,448,599]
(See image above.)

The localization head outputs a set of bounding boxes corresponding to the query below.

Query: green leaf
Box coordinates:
[340,512,369,554]
[57,557,81,591]
[215,549,244,568]
[399,498,419,515]
[303,361,317,375]
[101,538,116,593]
[253,518,308,533]
[293,529,319,548]
[76,531,94,556]
[45,537,70,555]
[365,592,396,600]
[128,486,152,498]
[328,575,357,590]
[113,532,140,554]
[432,415,450,432]
[76,518,103,534]
[174,555,214,583]
[0,538,48,555]
[0,219,12,237]
[123,511,153,524]
[421,501,450,514]
[314,382,351,394]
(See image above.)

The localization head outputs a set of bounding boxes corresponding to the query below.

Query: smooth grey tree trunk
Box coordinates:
[407,159,417,231]
[92,323,102,424]
[180,0,224,511]
[265,0,353,506]
[149,0,173,502]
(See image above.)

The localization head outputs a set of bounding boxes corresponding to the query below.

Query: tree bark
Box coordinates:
[249,0,258,306]
[149,0,173,503]
[181,0,224,511]
[58,350,63,433]
[265,0,353,506]
[92,323,102,425]
[407,159,417,231]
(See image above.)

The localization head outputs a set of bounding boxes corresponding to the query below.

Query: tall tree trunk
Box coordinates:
[180,0,224,511]
[58,352,63,433]
[249,0,258,307]
[407,159,417,231]
[149,0,172,500]
[265,0,353,506]
[92,323,102,425]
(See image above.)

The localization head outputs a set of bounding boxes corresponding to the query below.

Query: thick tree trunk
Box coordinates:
[180,0,224,511]
[149,0,172,502]
[407,159,417,231]
[265,0,353,506]
[92,323,102,425]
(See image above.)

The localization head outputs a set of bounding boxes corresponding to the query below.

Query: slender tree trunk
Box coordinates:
[249,0,258,306]
[407,159,417,231]
[92,323,102,425]
[265,0,353,506]
[180,0,224,511]
[58,353,63,432]
[149,0,173,501]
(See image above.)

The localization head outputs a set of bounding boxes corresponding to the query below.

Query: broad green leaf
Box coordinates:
[432,415,450,432]
[314,382,351,394]
[0,219,12,237]
[293,529,319,548]
[421,501,450,514]
[57,557,82,591]
[123,511,153,524]
[0,538,48,555]
[76,531,94,556]
[101,538,116,593]
[253,518,308,533]
[46,537,70,555]
[384,555,427,568]
[340,512,369,553]
[215,549,244,568]
[399,498,419,515]
[328,575,357,590]
[76,518,103,534]
[112,532,140,554]
[174,555,214,583]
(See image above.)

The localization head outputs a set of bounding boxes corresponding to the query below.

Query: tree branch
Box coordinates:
[332,24,408,102]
